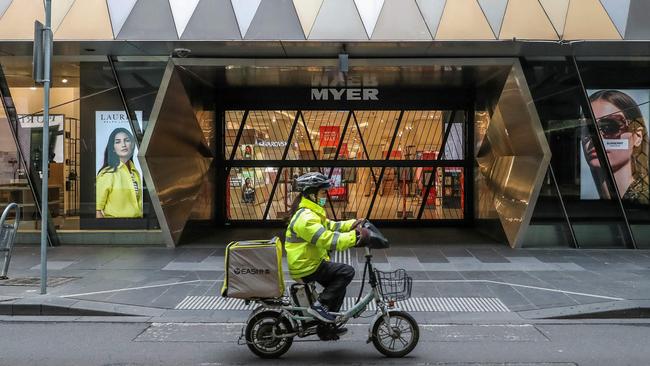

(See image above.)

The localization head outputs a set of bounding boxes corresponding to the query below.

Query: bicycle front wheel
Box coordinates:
[371,310,419,357]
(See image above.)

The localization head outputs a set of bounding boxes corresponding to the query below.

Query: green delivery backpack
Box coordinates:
[221,237,285,299]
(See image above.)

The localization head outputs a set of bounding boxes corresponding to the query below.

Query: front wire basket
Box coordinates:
[375,268,413,302]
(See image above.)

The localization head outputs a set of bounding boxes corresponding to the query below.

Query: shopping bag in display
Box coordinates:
[221,237,285,299]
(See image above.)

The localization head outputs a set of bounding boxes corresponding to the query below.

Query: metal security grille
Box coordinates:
[175,296,509,312]
[224,109,469,223]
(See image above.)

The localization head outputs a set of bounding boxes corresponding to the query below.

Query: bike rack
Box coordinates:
[0,203,20,280]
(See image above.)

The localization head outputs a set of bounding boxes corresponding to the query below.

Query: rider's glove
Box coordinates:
[351,218,366,230]
[355,227,370,247]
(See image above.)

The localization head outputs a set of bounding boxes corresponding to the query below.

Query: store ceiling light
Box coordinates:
[29,86,37,90]
[61,78,68,84]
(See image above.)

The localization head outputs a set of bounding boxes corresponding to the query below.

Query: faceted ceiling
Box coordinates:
[0,0,648,41]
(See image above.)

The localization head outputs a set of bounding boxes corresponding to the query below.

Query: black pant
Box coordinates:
[302,260,355,312]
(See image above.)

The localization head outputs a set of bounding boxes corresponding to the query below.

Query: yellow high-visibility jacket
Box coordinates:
[285,197,357,279]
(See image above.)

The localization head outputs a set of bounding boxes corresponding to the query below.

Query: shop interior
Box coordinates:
[224,109,467,223]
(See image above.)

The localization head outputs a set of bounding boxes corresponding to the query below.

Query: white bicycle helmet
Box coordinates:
[295,172,332,192]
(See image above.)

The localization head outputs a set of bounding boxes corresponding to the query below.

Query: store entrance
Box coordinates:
[159,59,529,246]
[222,109,471,226]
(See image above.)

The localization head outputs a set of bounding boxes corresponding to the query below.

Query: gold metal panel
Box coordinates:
[54,0,114,40]
[475,62,551,248]
[52,0,75,32]
[140,61,213,246]
[499,0,558,40]
[563,0,621,40]
[538,0,570,37]
[0,0,44,40]
[435,0,495,40]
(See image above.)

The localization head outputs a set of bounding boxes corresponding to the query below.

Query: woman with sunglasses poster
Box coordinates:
[583,90,649,205]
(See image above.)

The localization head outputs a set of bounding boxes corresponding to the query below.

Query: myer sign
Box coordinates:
[310,73,379,101]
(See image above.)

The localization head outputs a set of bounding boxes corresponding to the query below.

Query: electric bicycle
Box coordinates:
[239,222,419,358]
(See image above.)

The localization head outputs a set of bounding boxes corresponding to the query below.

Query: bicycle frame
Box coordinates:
[254,248,397,338]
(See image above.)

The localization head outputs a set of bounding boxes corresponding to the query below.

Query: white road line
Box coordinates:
[60,278,624,302]
[60,280,203,298]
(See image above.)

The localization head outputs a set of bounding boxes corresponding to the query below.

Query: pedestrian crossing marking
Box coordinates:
[175,296,510,312]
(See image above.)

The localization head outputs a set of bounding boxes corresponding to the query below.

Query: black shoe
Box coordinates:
[317,324,342,341]
[335,327,348,336]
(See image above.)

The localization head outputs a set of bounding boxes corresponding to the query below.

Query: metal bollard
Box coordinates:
[0,203,20,280]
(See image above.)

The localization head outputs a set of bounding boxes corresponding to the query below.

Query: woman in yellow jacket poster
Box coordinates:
[96,127,143,218]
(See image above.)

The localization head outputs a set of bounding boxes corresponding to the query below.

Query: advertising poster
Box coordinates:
[319,126,340,147]
[19,114,65,164]
[581,89,650,205]
[95,111,144,218]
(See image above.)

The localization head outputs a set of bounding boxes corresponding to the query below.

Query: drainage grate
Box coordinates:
[175,296,510,312]
[0,277,79,287]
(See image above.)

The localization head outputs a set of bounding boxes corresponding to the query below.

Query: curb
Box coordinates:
[517,300,650,319]
[0,297,166,317]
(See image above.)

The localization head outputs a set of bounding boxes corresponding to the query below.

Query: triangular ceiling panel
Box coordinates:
[435,0,494,39]
[625,0,650,39]
[181,0,241,40]
[563,0,621,40]
[538,0,569,37]
[231,0,261,37]
[499,0,558,40]
[117,0,178,39]
[0,0,44,39]
[415,0,446,38]
[55,0,114,39]
[0,0,12,19]
[371,0,431,40]
[477,0,508,37]
[107,0,138,37]
[354,0,384,38]
[52,0,75,32]
[245,0,305,39]
[309,0,368,40]
[292,0,323,37]
[599,0,630,38]
[170,0,201,38]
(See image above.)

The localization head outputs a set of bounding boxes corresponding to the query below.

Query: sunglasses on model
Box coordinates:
[596,114,630,138]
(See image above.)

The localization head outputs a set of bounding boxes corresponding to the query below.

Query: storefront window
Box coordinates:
[577,59,650,248]
[523,58,634,248]
[0,105,37,232]
[224,109,467,223]
[112,61,167,135]
[0,56,159,232]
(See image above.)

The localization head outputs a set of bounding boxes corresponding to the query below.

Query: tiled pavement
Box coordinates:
[1,244,650,319]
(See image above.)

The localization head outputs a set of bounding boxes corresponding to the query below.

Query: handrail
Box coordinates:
[0,202,20,279]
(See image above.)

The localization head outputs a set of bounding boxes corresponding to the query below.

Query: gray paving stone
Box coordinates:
[485,283,533,308]
[468,248,511,263]
[515,288,578,309]
[440,247,473,257]
[425,271,464,280]
[149,284,198,309]
[414,248,449,263]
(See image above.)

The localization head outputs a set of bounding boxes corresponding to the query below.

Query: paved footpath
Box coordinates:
[1,244,650,322]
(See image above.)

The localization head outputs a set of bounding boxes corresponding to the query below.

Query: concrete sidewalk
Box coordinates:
[1,244,649,322]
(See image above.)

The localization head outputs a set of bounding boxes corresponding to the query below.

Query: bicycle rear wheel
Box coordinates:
[245,311,293,359]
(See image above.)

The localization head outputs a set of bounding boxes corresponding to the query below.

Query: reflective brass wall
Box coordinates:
[142,59,548,247]
[139,62,213,247]
[475,63,551,248]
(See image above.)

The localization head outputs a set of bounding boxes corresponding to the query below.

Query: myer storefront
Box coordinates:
[0,0,649,250]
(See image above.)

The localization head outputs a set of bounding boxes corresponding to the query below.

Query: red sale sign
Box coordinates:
[319,126,340,147]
